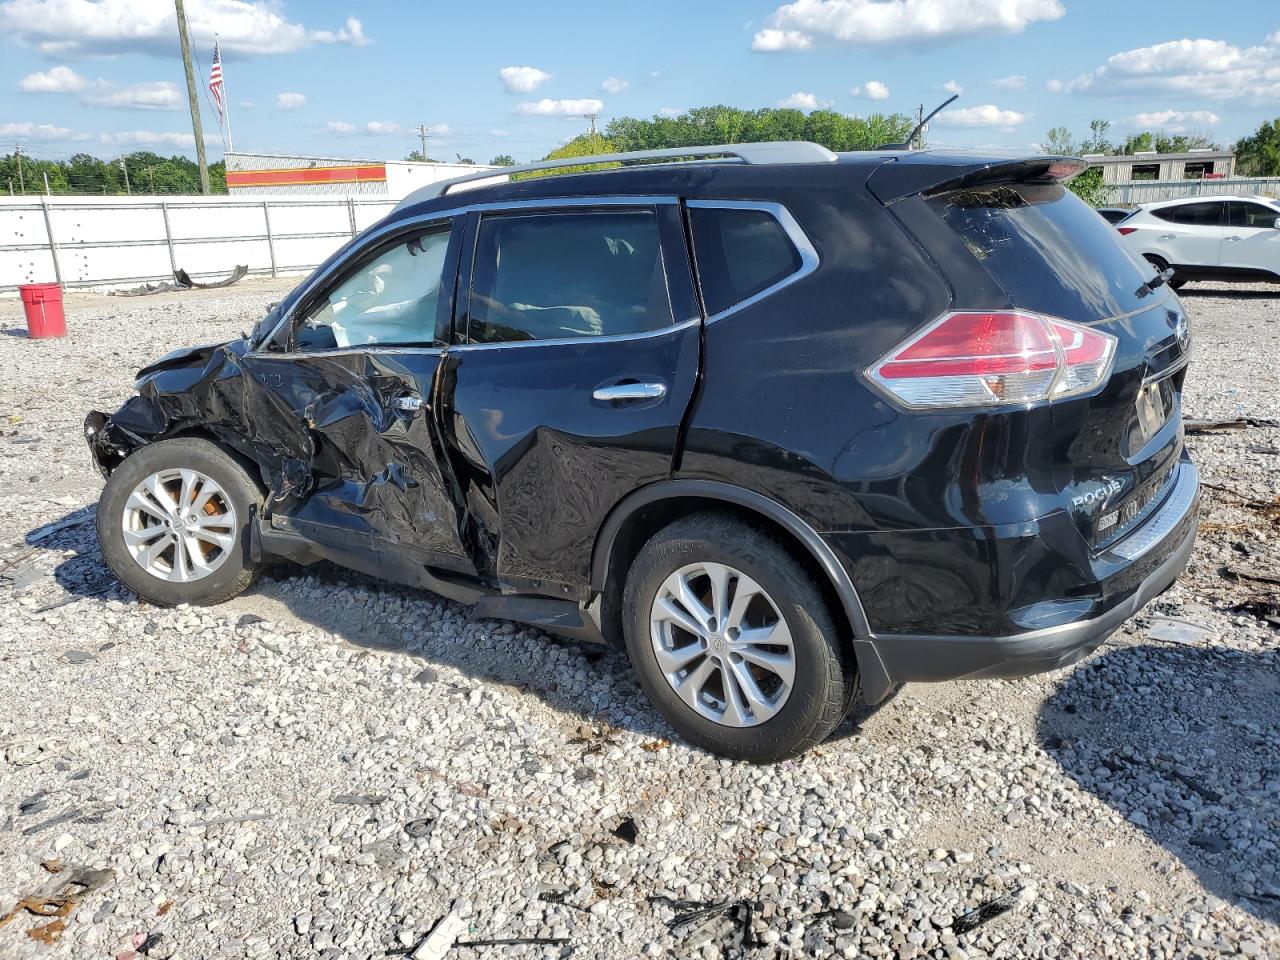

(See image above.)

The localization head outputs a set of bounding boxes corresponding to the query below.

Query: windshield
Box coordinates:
[928,182,1160,322]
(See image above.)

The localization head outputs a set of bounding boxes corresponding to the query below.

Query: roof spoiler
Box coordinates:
[867,155,1088,205]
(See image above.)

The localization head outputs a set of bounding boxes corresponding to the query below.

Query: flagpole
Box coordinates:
[220,37,234,153]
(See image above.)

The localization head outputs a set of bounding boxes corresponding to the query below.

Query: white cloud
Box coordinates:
[19,64,85,92]
[851,80,890,100]
[942,79,963,95]
[991,74,1026,91]
[1130,109,1221,132]
[601,76,628,95]
[99,129,218,147]
[0,120,84,140]
[424,123,450,136]
[326,120,355,134]
[752,0,1063,51]
[658,107,683,117]
[934,104,1031,127]
[0,1,373,57]
[514,97,603,117]
[752,28,812,51]
[1051,34,1280,100]
[365,120,402,135]
[777,91,830,110]
[276,92,306,111]
[499,65,552,93]
[20,65,179,109]
[490,128,510,137]
[239,100,254,109]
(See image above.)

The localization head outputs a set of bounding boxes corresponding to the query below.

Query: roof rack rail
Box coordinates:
[395,141,839,209]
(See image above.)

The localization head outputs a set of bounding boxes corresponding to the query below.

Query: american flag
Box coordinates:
[208,40,225,125]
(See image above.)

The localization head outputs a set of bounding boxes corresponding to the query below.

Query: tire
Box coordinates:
[96,437,261,606]
[1144,254,1186,290]
[622,512,854,762]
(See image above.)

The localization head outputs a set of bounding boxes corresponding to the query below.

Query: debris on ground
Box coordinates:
[951,883,1037,935]
[111,265,248,297]
[407,906,467,960]
[0,862,113,944]
[653,896,756,956]
[1184,416,1280,433]
[1145,617,1215,646]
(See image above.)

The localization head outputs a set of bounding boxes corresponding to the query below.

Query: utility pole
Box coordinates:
[174,0,211,194]
[14,144,24,194]
[913,104,924,150]
[584,112,600,137]
[43,171,51,195]
[119,158,132,195]
[145,165,156,193]
[415,123,430,161]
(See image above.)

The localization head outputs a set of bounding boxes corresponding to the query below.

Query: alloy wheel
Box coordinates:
[121,468,237,583]
[648,561,796,727]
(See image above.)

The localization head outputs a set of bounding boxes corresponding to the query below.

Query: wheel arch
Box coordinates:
[591,479,893,702]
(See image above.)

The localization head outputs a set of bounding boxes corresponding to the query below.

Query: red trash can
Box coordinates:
[18,282,66,338]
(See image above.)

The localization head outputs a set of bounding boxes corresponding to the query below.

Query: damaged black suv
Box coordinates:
[86,142,1199,761]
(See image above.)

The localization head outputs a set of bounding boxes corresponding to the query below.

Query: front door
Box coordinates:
[441,200,701,593]
[1222,200,1280,276]
[244,216,476,575]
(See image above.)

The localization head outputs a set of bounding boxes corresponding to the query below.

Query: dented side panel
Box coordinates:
[86,339,476,574]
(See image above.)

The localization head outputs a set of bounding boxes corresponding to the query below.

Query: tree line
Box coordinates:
[6,108,1279,198]
[1,151,227,196]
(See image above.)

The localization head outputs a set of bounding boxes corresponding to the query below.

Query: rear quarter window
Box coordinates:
[928,182,1158,322]
[689,205,803,316]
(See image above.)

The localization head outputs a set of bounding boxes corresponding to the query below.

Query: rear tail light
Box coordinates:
[1117,226,1138,235]
[867,310,1117,409]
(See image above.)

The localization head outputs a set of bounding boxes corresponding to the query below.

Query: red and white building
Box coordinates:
[225,152,499,200]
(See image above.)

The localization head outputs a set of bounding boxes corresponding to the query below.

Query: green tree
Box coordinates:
[404,150,432,162]
[490,154,516,166]
[519,133,620,178]
[1081,119,1112,155]
[1066,167,1108,207]
[1043,126,1076,155]
[1235,119,1280,176]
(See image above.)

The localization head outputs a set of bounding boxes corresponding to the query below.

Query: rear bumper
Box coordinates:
[853,457,1199,702]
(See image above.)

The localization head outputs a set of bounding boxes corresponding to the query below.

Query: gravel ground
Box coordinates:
[1,279,1278,960]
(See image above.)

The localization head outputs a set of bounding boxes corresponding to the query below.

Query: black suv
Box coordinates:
[85,142,1198,761]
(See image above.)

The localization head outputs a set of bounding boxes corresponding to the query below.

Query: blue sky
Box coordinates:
[1,0,1277,165]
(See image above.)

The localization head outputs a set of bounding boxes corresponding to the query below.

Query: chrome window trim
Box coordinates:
[450,316,699,352]
[685,199,819,324]
[256,195,679,352]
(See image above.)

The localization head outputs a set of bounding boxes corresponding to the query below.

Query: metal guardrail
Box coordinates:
[1104,177,1280,205]
[0,196,395,292]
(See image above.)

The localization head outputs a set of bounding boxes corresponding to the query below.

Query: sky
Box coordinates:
[1,0,1277,167]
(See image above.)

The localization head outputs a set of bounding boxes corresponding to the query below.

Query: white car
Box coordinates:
[1115,195,1280,288]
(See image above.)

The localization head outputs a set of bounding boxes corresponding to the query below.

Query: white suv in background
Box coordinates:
[1116,195,1280,288]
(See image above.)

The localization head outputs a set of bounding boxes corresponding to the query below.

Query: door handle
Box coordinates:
[393,394,423,413]
[592,382,667,402]
[1158,234,1176,241]
[1224,235,1241,242]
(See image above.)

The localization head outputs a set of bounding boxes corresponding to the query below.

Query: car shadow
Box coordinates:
[1178,285,1280,300]
[1037,642,1280,924]
[30,507,885,752]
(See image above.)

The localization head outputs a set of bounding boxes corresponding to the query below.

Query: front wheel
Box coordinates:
[96,437,261,606]
[622,512,855,762]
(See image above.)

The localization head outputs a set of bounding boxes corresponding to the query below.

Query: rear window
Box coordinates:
[689,206,803,316]
[928,182,1158,322]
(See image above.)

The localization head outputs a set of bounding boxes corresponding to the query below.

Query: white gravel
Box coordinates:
[1,279,1278,959]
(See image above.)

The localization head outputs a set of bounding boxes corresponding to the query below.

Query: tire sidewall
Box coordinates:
[622,520,845,761]
[96,437,259,606]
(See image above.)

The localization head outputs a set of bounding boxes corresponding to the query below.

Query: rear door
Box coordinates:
[1222,200,1280,276]
[1150,200,1226,267]
[440,198,700,593]
[246,215,477,574]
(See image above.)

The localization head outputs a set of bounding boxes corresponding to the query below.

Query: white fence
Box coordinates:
[0,194,400,293]
[1104,177,1280,205]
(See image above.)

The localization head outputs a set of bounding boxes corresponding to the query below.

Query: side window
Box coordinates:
[296,225,451,351]
[1228,202,1280,229]
[467,210,672,344]
[1152,202,1222,227]
[688,205,804,316]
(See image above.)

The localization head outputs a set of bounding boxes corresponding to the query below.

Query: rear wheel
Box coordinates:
[622,512,854,762]
[96,437,261,606]
[1143,254,1186,290]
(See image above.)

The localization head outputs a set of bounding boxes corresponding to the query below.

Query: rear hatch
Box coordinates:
[873,157,1190,550]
